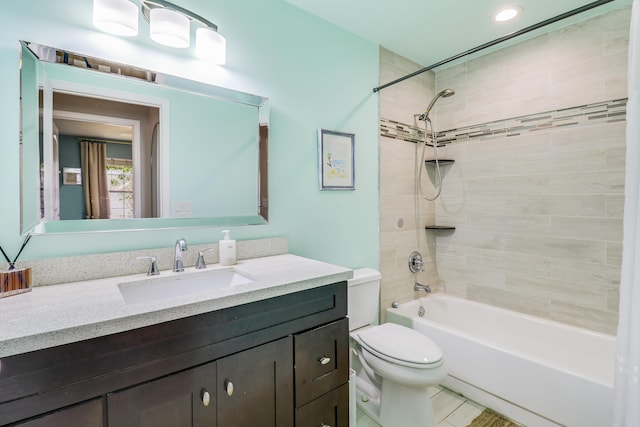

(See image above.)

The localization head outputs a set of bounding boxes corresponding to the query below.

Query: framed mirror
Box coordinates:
[19,41,269,235]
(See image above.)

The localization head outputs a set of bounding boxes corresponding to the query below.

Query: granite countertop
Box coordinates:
[0,254,352,358]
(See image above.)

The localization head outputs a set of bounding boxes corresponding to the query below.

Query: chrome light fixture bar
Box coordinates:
[92,0,226,64]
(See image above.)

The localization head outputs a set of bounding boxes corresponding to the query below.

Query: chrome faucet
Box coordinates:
[137,256,159,276]
[173,238,187,272]
[195,248,215,269]
[414,282,432,293]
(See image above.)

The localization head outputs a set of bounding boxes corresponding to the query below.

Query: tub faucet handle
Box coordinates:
[408,251,424,273]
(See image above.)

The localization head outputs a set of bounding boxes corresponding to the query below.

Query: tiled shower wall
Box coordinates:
[378,48,438,317]
[379,7,630,334]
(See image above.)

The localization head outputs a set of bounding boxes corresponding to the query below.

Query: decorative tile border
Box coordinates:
[381,98,627,145]
[380,117,430,144]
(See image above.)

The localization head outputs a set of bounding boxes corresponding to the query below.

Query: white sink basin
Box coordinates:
[118,268,255,304]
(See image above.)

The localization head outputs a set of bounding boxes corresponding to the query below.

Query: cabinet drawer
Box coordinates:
[294,318,349,406]
[295,383,349,427]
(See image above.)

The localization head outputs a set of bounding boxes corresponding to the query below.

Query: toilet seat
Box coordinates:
[356,323,443,368]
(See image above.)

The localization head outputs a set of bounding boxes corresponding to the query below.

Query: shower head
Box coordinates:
[419,89,455,121]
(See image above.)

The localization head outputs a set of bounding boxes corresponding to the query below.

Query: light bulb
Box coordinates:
[93,0,138,36]
[495,7,521,22]
[150,8,190,48]
[196,27,226,64]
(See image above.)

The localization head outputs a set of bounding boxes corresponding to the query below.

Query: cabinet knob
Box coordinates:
[318,356,331,365]
[320,423,331,427]
[224,379,234,396]
[201,389,211,407]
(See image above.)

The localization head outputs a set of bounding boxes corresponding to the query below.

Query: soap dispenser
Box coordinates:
[219,230,237,266]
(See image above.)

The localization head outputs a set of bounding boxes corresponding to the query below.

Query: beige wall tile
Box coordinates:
[607,242,623,267]
[378,7,628,335]
[549,301,619,335]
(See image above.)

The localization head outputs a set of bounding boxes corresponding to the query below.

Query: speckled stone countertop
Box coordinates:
[0,254,352,358]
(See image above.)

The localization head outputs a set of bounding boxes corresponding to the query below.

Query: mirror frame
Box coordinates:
[19,41,269,234]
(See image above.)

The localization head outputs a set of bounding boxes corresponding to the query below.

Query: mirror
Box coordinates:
[19,41,269,235]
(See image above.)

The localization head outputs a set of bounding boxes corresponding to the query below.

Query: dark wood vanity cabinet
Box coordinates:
[14,399,104,427]
[294,319,350,427]
[217,337,294,426]
[0,281,348,427]
[107,361,218,427]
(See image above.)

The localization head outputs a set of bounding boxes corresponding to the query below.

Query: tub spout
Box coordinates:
[414,282,432,293]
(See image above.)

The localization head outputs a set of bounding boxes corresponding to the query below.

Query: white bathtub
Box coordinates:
[386,294,616,427]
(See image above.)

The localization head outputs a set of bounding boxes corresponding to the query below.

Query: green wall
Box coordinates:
[0,0,380,271]
[57,135,133,220]
[57,134,84,220]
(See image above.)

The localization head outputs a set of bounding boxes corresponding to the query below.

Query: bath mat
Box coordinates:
[467,409,521,427]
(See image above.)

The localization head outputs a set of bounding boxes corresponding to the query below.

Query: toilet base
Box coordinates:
[354,372,437,427]
[379,380,436,427]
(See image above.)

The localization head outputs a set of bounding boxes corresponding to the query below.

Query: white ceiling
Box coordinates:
[54,118,133,142]
[284,0,632,68]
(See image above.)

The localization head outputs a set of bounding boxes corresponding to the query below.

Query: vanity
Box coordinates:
[0,254,351,426]
[7,39,353,426]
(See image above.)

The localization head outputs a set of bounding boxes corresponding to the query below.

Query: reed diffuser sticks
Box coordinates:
[0,234,33,298]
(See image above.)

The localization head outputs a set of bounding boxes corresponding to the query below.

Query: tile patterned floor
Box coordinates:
[356,385,486,427]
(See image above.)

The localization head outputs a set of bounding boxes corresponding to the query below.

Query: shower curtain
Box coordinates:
[614,0,640,425]
[80,141,111,219]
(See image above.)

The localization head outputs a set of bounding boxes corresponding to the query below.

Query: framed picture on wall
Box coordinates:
[318,129,355,190]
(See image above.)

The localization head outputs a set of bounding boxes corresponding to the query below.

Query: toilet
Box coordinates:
[348,268,446,427]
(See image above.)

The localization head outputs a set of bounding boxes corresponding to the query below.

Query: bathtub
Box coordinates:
[386,294,616,427]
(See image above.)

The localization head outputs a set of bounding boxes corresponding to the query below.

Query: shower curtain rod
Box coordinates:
[79,137,132,145]
[372,0,615,93]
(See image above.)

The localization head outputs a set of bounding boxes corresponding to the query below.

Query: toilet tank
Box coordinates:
[347,268,382,331]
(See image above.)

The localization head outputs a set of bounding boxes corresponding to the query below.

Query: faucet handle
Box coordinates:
[195,248,215,270]
[408,251,424,273]
[137,256,159,276]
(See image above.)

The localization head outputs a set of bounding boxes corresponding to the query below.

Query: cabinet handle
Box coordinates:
[318,356,331,365]
[224,379,234,396]
[319,423,331,427]
[201,389,211,407]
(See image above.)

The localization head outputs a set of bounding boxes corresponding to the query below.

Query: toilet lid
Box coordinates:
[356,323,443,365]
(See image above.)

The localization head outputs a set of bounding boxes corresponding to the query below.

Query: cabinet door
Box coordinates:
[296,384,349,427]
[217,337,294,427]
[107,362,216,427]
[16,398,104,427]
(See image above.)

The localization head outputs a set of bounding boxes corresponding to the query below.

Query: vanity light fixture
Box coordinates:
[92,0,139,36]
[494,6,522,22]
[149,7,190,48]
[92,0,227,64]
[142,0,227,63]
[195,26,227,63]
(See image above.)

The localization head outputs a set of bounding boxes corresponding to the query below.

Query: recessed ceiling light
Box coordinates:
[495,7,521,22]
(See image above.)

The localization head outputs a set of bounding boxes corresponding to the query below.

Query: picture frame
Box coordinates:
[318,129,355,190]
[62,167,82,185]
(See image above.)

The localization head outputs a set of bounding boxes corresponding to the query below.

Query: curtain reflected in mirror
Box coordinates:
[80,141,110,219]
